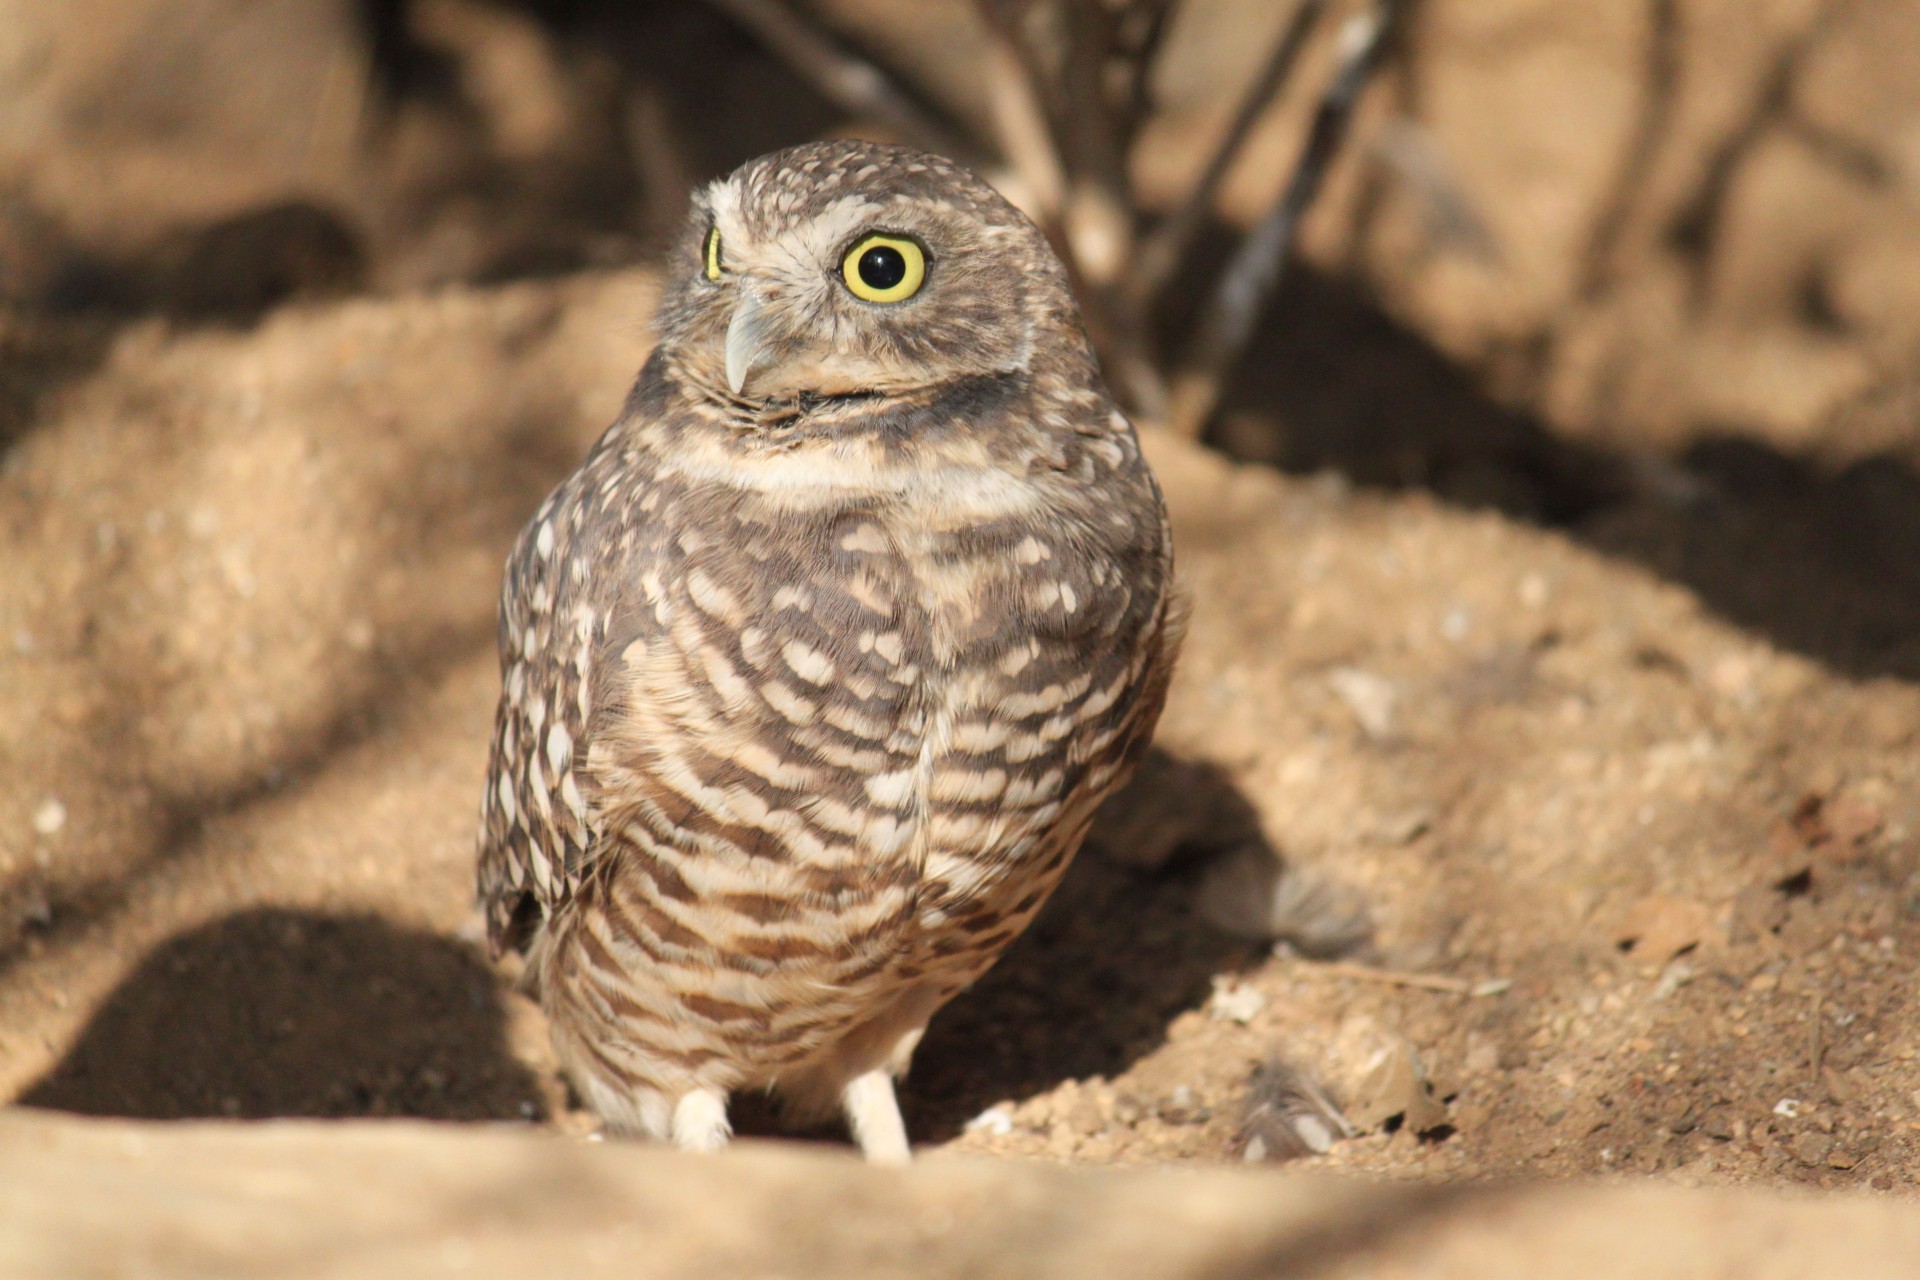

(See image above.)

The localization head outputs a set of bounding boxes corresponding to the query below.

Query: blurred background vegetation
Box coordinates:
[3,0,1919,675]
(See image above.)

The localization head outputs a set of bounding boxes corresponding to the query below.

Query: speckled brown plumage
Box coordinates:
[477,140,1182,1162]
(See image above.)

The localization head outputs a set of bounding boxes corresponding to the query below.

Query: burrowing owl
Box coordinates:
[477,140,1181,1163]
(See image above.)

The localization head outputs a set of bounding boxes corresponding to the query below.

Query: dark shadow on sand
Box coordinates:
[20,908,544,1122]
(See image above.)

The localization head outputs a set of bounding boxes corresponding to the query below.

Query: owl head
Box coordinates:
[653,141,1091,406]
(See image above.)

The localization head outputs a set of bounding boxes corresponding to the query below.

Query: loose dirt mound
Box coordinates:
[2,0,1917,1261]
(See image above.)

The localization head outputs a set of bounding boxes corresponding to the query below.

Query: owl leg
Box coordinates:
[843,1020,930,1165]
[670,1088,733,1153]
[841,1069,910,1166]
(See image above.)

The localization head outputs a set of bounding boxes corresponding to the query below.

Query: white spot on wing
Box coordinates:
[782,639,835,685]
[1014,537,1051,565]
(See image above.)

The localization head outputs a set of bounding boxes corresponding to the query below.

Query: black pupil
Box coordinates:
[857,244,908,291]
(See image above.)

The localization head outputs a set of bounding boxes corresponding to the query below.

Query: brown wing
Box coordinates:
[476,431,649,957]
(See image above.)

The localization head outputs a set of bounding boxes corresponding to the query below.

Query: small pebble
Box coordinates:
[1158,1086,1208,1126]
[31,798,66,837]
[1208,977,1267,1024]
[965,1105,1015,1137]
[1327,667,1398,741]
[1794,1132,1834,1167]
[1374,808,1432,845]
[19,891,52,928]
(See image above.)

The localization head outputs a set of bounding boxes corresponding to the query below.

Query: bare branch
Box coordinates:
[975,0,1138,281]
[971,0,1168,422]
[1050,2,1140,290]
[1116,0,1181,137]
[1372,121,1500,264]
[981,27,1067,224]
[1132,0,1328,304]
[698,0,972,157]
[626,81,695,245]
[1169,2,1396,437]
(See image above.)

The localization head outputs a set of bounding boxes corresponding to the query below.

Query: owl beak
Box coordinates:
[725,293,771,396]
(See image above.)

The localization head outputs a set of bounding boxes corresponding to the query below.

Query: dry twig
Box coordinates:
[1312,960,1512,998]
[1170,2,1396,436]
[980,25,1068,223]
[973,0,1170,417]
[627,81,696,245]
[698,0,970,157]
[1132,0,1330,303]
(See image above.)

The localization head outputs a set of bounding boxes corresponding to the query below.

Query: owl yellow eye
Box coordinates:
[703,226,723,282]
[840,233,925,303]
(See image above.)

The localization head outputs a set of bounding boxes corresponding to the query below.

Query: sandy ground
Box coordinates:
[4,262,1916,1191]
[1,0,1918,1257]
[11,1109,1920,1280]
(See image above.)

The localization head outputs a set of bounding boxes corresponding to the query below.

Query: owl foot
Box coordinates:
[670,1088,732,1153]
